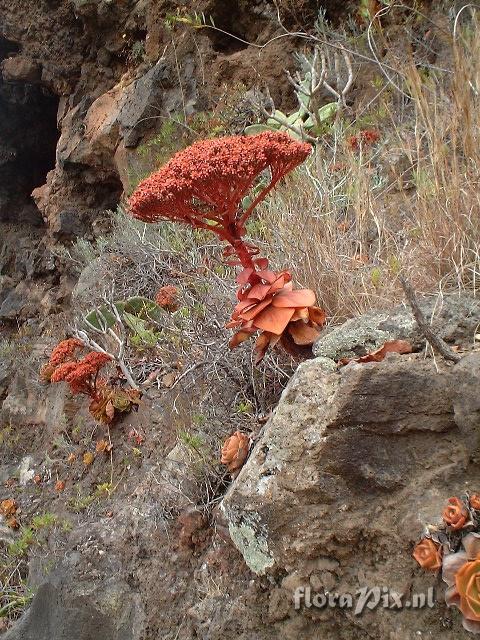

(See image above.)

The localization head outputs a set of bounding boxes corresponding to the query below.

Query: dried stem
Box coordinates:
[398,275,462,364]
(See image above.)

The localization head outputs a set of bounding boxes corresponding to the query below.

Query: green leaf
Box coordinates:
[303,103,338,129]
[124,297,164,322]
[123,312,148,335]
[370,267,382,288]
[84,303,125,330]
[84,297,163,331]
[286,110,302,125]
[266,118,282,129]
[296,72,312,112]
[266,110,287,127]
[318,102,338,122]
[244,124,274,135]
[283,129,304,141]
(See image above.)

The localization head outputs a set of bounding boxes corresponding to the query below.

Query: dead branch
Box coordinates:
[72,295,140,389]
[398,275,461,364]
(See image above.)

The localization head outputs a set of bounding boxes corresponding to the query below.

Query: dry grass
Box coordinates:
[257,12,480,323]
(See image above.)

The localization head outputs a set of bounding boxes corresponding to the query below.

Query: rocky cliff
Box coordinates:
[1,1,480,639]
[1,0,330,321]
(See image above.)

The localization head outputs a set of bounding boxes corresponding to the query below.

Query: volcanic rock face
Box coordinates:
[221,351,480,638]
[0,0,314,322]
[0,0,355,241]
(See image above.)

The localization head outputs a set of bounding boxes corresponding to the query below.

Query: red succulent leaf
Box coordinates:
[237,268,255,285]
[308,307,327,326]
[288,321,321,346]
[271,289,316,308]
[229,328,256,348]
[253,305,296,334]
[254,258,269,270]
[254,332,281,363]
[339,339,413,366]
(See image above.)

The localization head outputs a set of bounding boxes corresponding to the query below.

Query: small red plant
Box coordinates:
[155,285,179,311]
[412,538,443,571]
[42,342,140,424]
[221,431,251,475]
[414,493,480,633]
[443,496,469,531]
[51,352,112,395]
[347,129,380,151]
[129,132,325,361]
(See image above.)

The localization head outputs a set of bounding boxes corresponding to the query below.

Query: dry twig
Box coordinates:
[398,275,462,364]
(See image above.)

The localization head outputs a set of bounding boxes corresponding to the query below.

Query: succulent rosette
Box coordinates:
[443,496,470,531]
[414,494,480,634]
[412,537,443,571]
[227,266,326,362]
[443,533,480,633]
[221,431,251,474]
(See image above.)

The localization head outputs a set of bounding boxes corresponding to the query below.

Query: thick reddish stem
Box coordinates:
[233,239,256,270]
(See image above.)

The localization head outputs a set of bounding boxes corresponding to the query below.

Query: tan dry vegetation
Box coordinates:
[257,16,480,322]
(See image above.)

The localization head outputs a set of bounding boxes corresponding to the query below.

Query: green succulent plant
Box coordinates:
[245,102,337,140]
[84,297,164,331]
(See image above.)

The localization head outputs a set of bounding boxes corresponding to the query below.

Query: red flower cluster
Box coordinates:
[227,265,326,362]
[129,131,311,269]
[40,338,84,382]
[42,341,139,425]
[49,338,84,367]
[51,352,112,396]
[347,129,380,151]
[155,285,179,311]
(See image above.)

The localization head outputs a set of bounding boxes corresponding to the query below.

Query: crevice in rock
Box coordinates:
[0,36,20,59]
[0,40,60,226]
[207,1,252,54]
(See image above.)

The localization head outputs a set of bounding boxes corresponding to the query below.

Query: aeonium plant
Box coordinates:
[41,339,140,425]
[128,131,326,362]
[413,493,480,633]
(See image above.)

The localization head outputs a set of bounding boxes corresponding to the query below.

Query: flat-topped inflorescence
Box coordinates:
[129,131,311,269]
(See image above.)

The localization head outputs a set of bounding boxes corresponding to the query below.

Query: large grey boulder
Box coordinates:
[221,351,480,638]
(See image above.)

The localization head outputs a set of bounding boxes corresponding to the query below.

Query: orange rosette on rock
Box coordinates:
[443,533,480,633]
[413,538,443,571]
[221,431,250,474]
[443,496,469,531]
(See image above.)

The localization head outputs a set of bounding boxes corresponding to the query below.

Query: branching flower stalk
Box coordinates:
[129,131,327,361]
[129,131,311,269]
